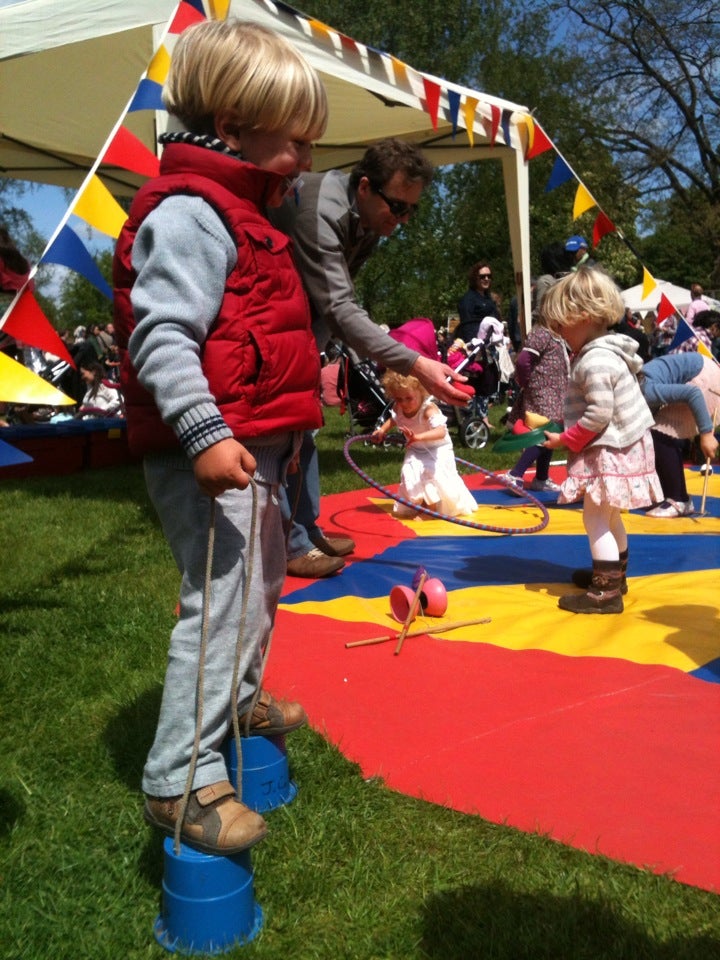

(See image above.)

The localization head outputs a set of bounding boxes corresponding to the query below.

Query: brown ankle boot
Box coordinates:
[559,559,624,614]
[571,549,628,595]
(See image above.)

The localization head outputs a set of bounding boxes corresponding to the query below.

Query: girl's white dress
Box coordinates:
[393,398,477,517]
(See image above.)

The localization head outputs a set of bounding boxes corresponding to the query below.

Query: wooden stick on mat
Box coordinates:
[700,408,718,516]
[345,617,492,649]
[394,572,427,656]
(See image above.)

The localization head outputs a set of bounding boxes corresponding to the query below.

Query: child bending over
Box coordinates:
[372,371,477,518]
[542,268,662,614]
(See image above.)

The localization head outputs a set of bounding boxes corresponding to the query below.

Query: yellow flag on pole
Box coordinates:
[573,183,596,219]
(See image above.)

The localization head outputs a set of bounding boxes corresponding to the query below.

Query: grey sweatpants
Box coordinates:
[141,452,286,797]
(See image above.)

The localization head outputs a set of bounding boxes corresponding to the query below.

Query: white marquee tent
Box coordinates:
[0,0,534,325]
[621,280,692,317]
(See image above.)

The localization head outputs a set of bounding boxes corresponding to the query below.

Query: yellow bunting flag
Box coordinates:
[0,352,75,405]
[641,267,658,302]
[697,340,713,359]
[72,176,128,239]
[209,0,231,20]
[390,56,408,84]
[308,19,332,40]
[463,97,478,147]
[147,44,171,85]
[573,183,596,219]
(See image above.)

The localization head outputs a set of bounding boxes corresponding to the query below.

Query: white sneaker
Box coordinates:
[529,478,561,493]
[646,498,694,518]
[500,472,524,496]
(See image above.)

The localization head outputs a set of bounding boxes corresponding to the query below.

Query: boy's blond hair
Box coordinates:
[163,19,327,140]
[541,266,624,332]
[382,370,428,399]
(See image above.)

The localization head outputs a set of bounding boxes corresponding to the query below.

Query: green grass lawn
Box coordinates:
[1,407,718,958]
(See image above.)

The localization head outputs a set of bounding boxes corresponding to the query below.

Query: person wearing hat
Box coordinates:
[565,235,596,271]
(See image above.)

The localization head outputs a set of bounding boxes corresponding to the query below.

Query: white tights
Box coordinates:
[582,494,628,562]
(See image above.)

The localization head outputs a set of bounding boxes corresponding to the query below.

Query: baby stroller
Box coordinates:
[335,343,392,437]
[445,317,510,449]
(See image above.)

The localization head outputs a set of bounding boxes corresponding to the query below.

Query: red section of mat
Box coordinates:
[267,609,720,893]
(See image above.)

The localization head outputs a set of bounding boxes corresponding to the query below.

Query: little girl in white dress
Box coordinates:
[372,371,477,518]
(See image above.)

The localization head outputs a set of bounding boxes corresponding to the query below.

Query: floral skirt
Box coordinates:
[559,432,663,510]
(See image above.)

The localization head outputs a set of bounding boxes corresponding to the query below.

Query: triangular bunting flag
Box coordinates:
[209,0,231,19]
[42,225,113,300]
[641,267,658,302]
[169,1,206,33]
[656,293,677,324]
[0,348,75,406]
[545,155,574,192]
[308,19,333,41]
[697,340,713,359]
[573,182,596,218]
[485,105,500,146]
[72,176,128,239]
[463,97,478,147]
[183,0,206,15]
[129,79,165,113]
[592,211,616,246]
[447,90,461,138]
[422,77,441,131]
[668,318,695,351]
[0,438,34,468]
[147,44,171,85]
[525,121,553,160]
[103,126,160,180]
[2,289,74,365]
[389,56,408,82]
[500,108,512,146]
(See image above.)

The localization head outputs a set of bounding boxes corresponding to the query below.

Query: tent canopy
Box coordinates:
[621,280,692,317]
[0,0,532,324]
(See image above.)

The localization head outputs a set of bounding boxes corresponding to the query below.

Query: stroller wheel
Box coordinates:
[461,417,490,450]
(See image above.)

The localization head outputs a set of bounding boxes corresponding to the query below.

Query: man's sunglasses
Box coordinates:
[371,183,418,219]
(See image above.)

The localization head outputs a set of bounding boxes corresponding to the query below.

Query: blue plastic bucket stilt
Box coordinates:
[154,838,263,955]
[224,734,298,813]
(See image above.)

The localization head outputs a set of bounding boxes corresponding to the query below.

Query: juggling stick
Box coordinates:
[345,617,492,649]
[394,572,427,655]
[699,408,718,515]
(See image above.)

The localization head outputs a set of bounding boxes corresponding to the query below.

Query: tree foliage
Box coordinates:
[556,0,720,286]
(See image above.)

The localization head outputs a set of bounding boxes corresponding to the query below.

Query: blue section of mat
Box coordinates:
[282,532,720,605]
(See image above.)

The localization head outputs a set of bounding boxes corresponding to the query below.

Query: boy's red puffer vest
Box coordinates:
[113,144,321,457]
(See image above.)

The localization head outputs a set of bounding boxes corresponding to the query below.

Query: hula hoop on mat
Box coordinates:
[343,434,550,535]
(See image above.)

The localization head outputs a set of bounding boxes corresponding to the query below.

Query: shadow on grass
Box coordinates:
[421,881,720,959]
[0,787,26,838]
[105,685,166,886]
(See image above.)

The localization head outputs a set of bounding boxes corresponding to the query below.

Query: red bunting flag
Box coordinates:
[484,105,500,146]
[422,77,441,130]
[525,122,554,160]
[2,290,74,365]
[103,126,160,179]
[593,211,616,247]
[169,1,206,33]
[656,293,677,324]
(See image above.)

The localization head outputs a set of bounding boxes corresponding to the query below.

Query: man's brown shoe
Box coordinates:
[238,690,307,737]
[144,780,267,855]
[310,533,356,557]
[287,547,344,578]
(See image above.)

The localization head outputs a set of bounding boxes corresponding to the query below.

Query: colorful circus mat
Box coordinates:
[267,465,720,893]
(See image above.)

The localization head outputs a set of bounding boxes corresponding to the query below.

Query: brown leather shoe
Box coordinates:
[310,533,356,557]
[144,780,267,855]
[287,547,344,578]
[238,690,307,737]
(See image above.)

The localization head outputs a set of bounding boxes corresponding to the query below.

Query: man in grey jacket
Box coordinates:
[271,139,469,577]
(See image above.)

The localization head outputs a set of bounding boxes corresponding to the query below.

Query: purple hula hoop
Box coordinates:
[343,434,550,535]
